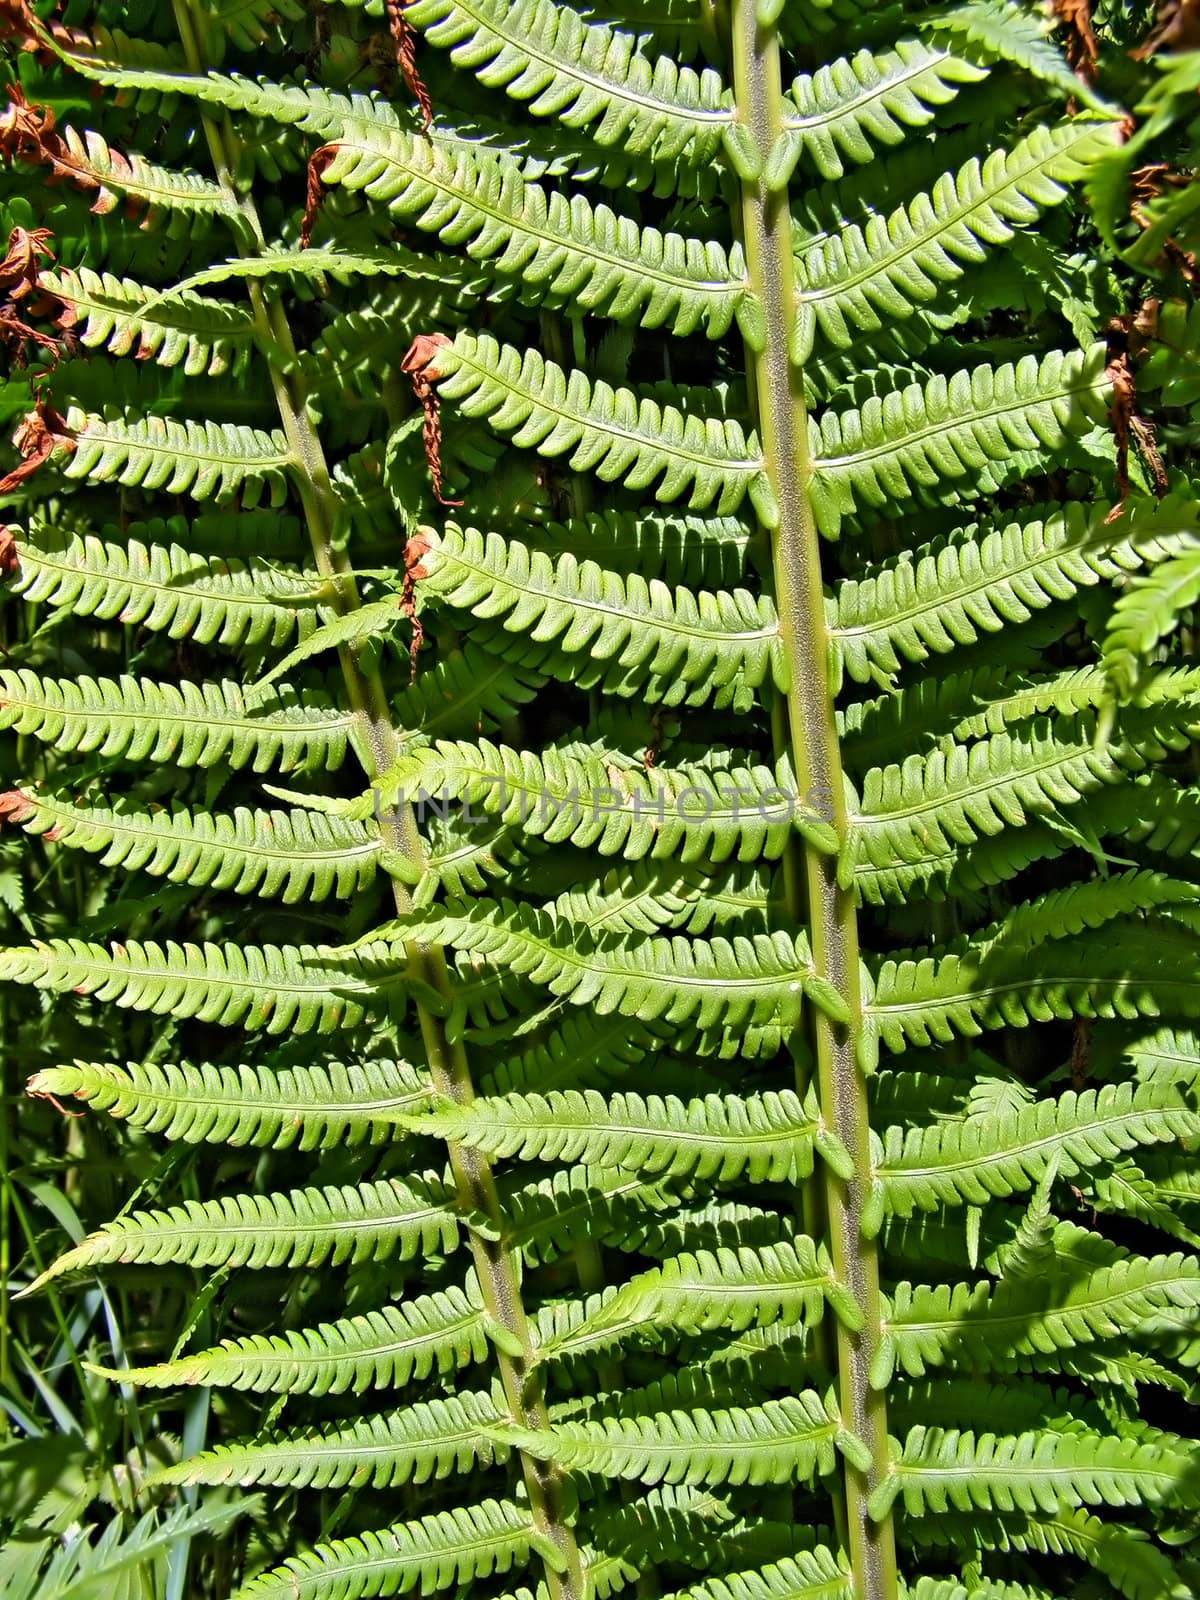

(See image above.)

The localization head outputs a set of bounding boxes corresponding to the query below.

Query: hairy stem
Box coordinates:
[169,7,585,1593]
[727,5,898,1596]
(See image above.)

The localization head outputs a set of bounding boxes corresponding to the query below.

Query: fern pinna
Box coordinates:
[1,1,1198,1597]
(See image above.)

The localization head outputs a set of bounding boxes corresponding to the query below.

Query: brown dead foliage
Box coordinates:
[386,0,433,131]
[1105,307,1169,518]
[401,333,462,507]
[300,145,338,248]
[1053,0,1099,78]
[0,398,74,495]
[0,85,131,215]
[400,532,431,676]
[1133,0,1200,57]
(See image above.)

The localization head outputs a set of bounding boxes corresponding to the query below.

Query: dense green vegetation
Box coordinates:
[1,2,1199,1597]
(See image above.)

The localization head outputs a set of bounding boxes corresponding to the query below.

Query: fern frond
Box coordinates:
[0,671,352,771]
[43,265,253,376]
[832,495,1199,685]
[60,407,292,505]
[505,1164,681,1265]
[929,0,1112,111]
[793,120,1120,362]
[406,0,730,163]
[211,0,308,51]
[878,1081,1198,1224]
[912,1504,1187,1600]
[414,523,781,702]
[231,1499,539,1600]
[319,137,744,338]
[1103,549,1200,699]
[10,526,326,646]
[379,899,833,1028]
[1089,1160,1200,1250]
[811,346,1111,538]
[425,335,769,518]
[640,1550,851,1600]
[851,713,1148,895]
[554,858,776,937]
[0,789,379,902]
[403,1086,826,1182]
[25,1057,431,1149]
[779,38,989,183]
[46,64,746,333]
[870,918,1200,1050]
[492,1391,841,1487]
[32,119,240,230]
[152,1391,503,1489]
[0,935,407,1033]
[538,1239,857,1364]
[366,741,796,864]
[884,1247,1200,1379]
[24,1173,457,1287]
[95,1284,486,1395]
[871,1424,1192,1518]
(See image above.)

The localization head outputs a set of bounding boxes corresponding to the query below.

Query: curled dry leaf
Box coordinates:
[0,789,33,825]
[401,532,432,676]
[300,145,338,249]
[401,333,461,507]
[1052,0,1099,79]
[0,85,133,214]
[0,0,48,55]
[0,398,73,495]
[386,0,433,131]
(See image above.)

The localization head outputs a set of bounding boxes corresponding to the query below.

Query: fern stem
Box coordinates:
[169,8,585,1594]
[727,6,898,1596]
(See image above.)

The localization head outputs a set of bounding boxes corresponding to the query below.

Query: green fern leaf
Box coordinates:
[871,1424,1193,1518]
[44,264,253,375]
[1103,549,1200,699]
[0,936,408,1033]
[25,1057,431,1149]
[0,789,380,902]
[929,0,1113,112]
[152,1390,504,1489]
[878,1081,1198,1224]
[649,1551,851,1600]
[537,1238,857,1363]
[885,1244,1200,1378]
[365,740,795,864]
[414,523,781,702]
[230,1499,540,1600]
[778,37,988,183]
[832,494,1199,685]
[61,408,292,505]
[0,670,352,771]
[24,1173,457,1287]
[10,526,326,647]
[379,899,829,1028]
[402,1086,827,1182]
[317,136,744,338]
[426,335,769,517]
[793,119,1119,362]
[406,0,730,162]
[810,346,1112,538]
[93,1283,487,1396]
[492,1390,841,1487]
[870,917,1200,1050]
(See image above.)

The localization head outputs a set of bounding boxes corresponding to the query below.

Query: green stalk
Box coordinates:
[168,8,585,1594]
[726,6,898,1596]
